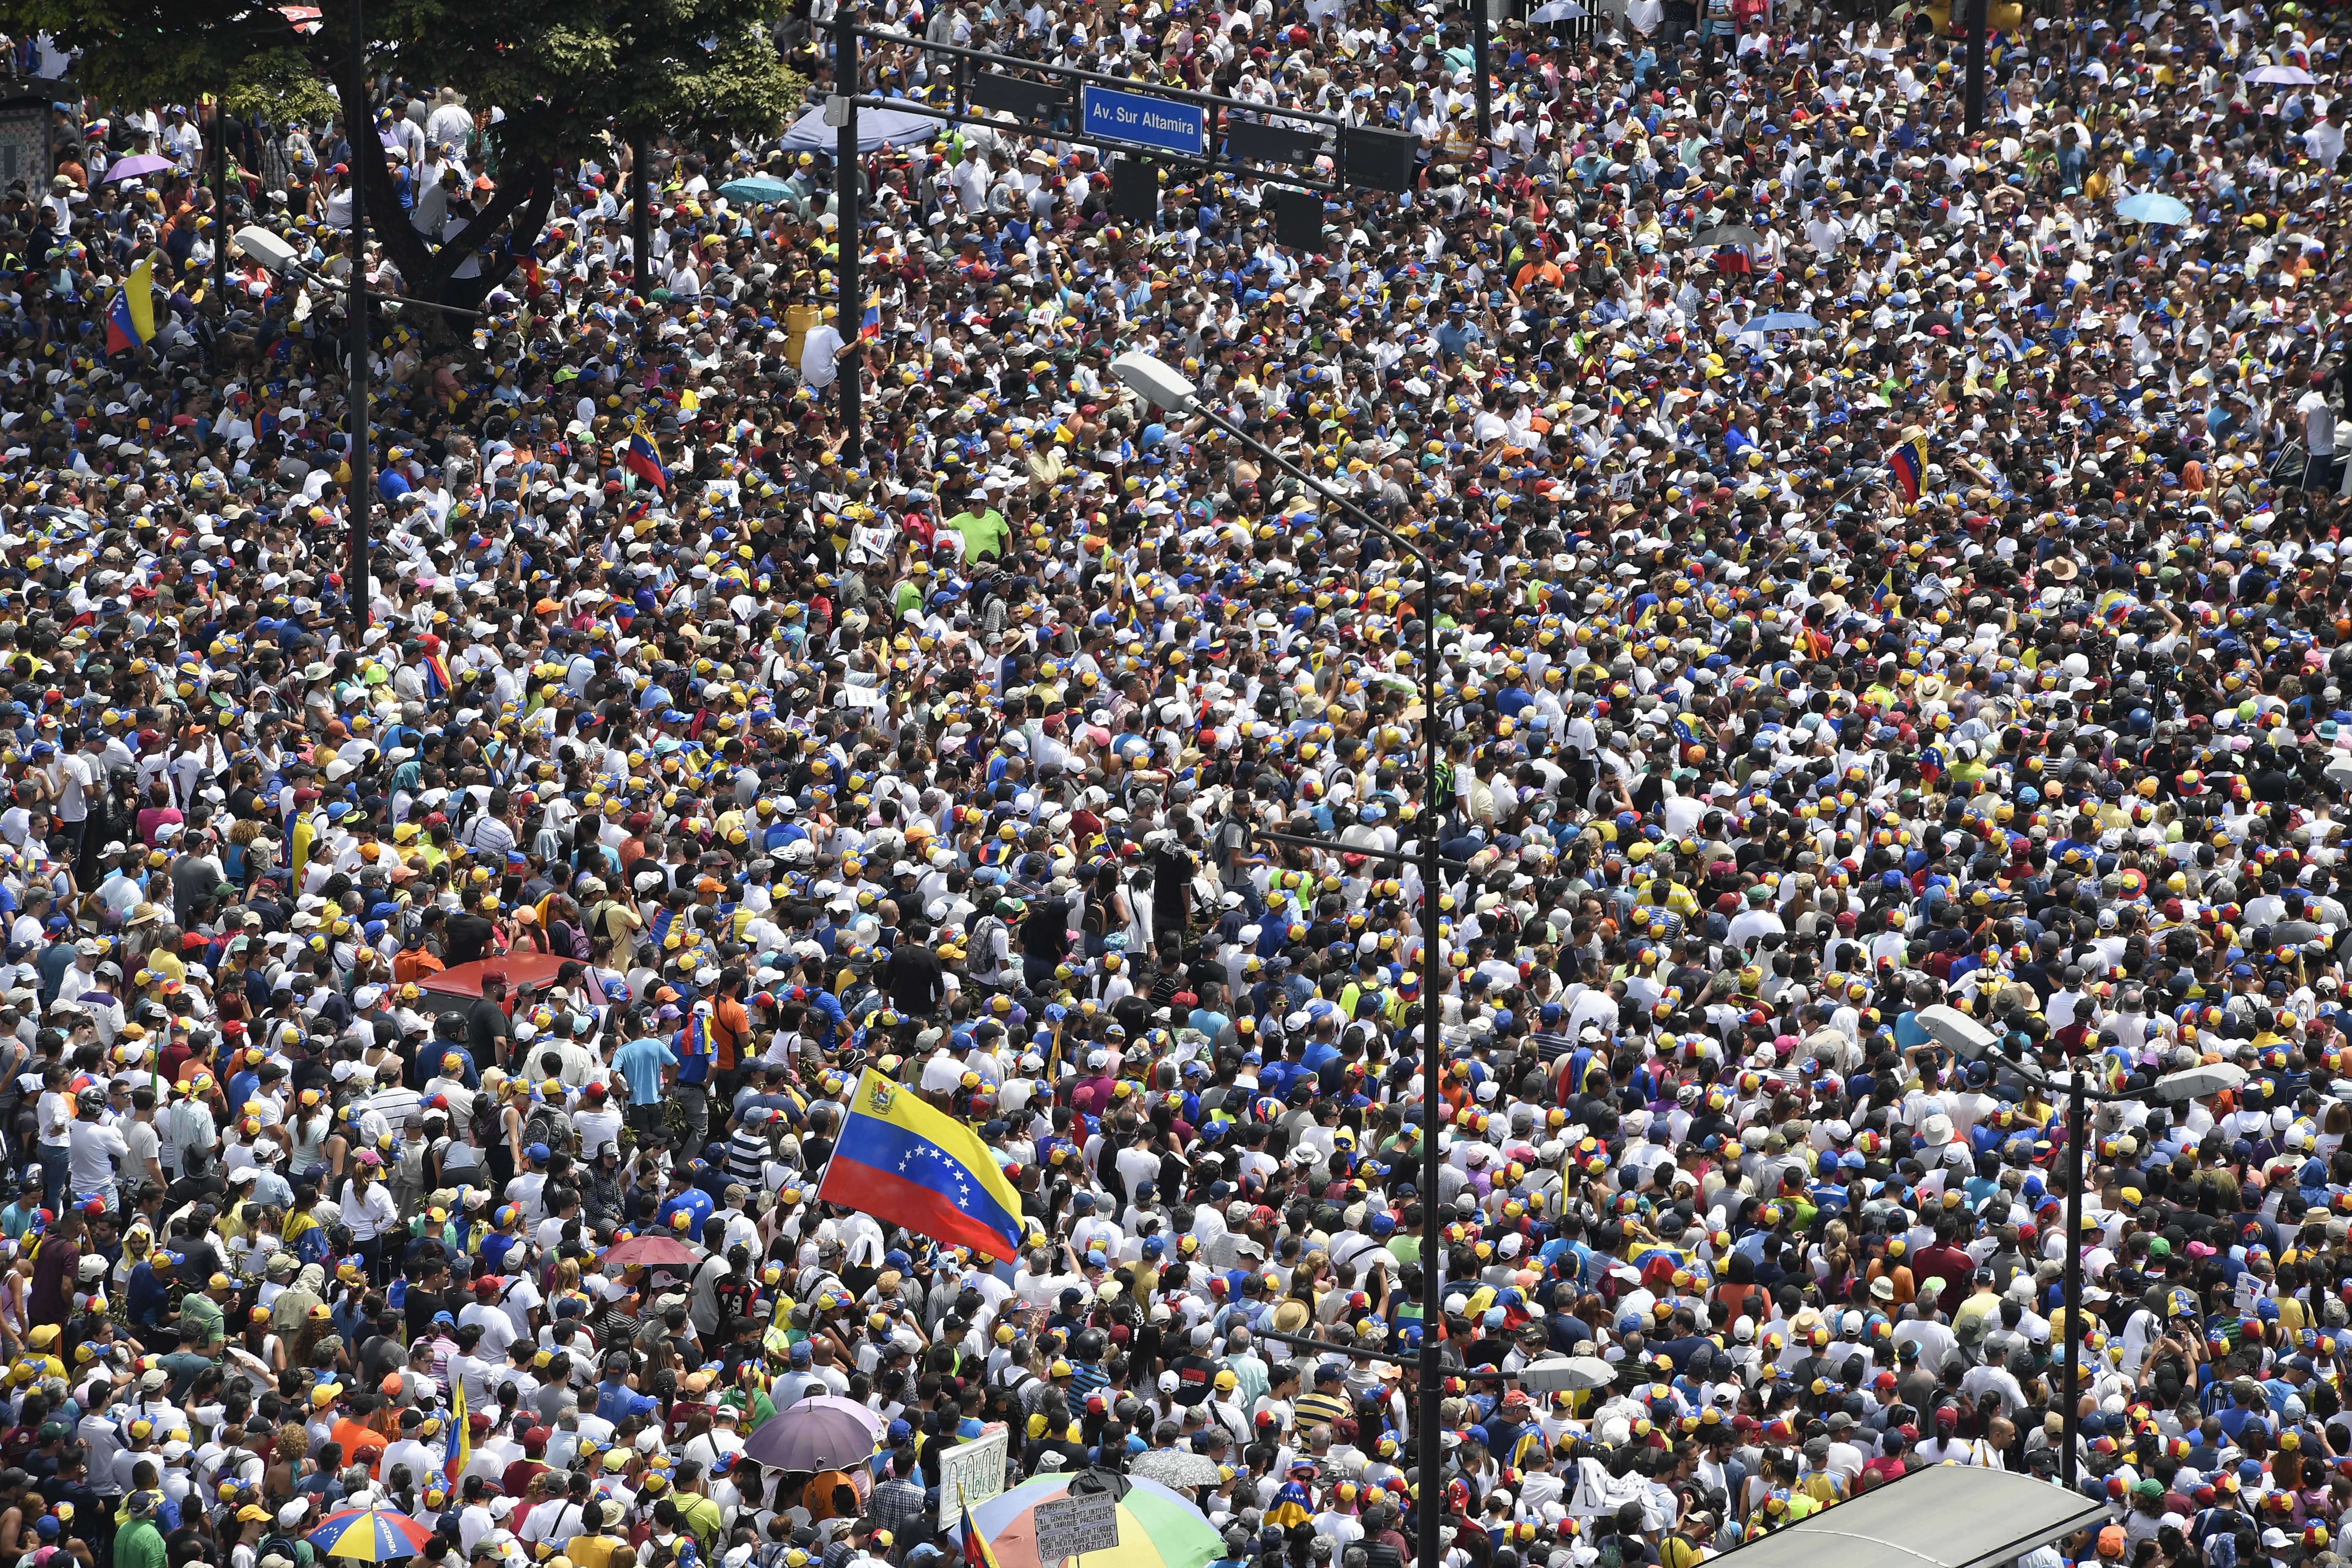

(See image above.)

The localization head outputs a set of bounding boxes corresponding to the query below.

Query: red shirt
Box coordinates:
[1859,1456,1908,1492]
[502,1457,550,1498]
[1911,1243,1975,1295]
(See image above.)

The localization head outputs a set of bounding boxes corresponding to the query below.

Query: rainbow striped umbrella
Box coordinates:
[947,1472,1219,1568]
[308,1507,436,1562]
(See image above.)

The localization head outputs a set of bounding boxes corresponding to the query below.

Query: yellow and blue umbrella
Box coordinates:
[308,1508,436,1562]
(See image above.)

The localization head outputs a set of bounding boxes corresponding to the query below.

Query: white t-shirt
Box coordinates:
[67,1117,128,1203]
[38,1087,74,1149]
[53,753,93,823]
[800,324,846,389]
[459,1299,519,1362]
[2302,389,2338,457]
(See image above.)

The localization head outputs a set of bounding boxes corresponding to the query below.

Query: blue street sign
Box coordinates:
[1080,84,1207,155]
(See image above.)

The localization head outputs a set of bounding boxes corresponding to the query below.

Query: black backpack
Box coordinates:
[523,1102,564,1150]
[471,1085,501,1150]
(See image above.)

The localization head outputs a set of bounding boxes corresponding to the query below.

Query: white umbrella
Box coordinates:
[1128,1451,1225,1488]
[2249,64,2317,84]
[1518,1356,1620,1392]
[1530,1,1590,20]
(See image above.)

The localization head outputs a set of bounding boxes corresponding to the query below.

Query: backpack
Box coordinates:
[523,1102,565,1151]
[471,1088,501,1151]
[549,919,591,961]
[969,916,1008,976]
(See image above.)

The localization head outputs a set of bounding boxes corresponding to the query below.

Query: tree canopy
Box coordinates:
[1,0,800,305]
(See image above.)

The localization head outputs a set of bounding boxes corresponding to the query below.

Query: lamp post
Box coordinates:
[1111,349,1449,1568]
[1924,1007,2247,1492]
[631,135,652,299]
[835,0,860,439]
[348,0,370,627]
[232,226,493,314]
[1963,0,1988,133]
[234,224,488,623]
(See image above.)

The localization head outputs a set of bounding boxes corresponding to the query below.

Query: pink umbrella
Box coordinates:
[102,153,177,182]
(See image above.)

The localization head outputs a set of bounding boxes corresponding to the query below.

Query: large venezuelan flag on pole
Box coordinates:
[816,1070,1024,1260]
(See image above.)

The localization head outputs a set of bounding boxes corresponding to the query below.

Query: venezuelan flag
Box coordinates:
[445,1377,469,1486]
[422,652,452,698]
[816,1069,1024,1260]
[105,256,156,354]
[678,1007,714,1086]
[1885,433,1928,504]
[860,290,882,340]
[623,431,669,493]
[960,1489,1000,1568]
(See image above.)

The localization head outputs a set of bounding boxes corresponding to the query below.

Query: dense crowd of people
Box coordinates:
[0,3,2344,1568]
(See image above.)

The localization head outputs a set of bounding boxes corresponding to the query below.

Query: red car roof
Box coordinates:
[416,954,604,1002]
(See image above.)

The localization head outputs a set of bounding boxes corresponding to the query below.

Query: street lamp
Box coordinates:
[237,220,368,620]
[1919,999,2247,1491]
[234,226,485,630]
[1111,349,1448,1568]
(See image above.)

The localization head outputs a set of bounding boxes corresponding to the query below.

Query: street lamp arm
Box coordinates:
[1182,398,1437,570]
[230,226,489,317]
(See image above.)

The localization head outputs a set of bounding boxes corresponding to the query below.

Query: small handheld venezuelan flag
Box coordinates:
[1885,432,1929,505]
[959,1486,1000,1568]
[104,256,157,355]
[445,1376,470,1486]
[622,427,670,493]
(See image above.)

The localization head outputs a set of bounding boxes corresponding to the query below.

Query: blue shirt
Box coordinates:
[656,1187,713,1238]
[611,1036,678,1107]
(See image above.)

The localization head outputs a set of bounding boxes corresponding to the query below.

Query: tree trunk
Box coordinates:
[324,24,551,340]
[328,33,433,306]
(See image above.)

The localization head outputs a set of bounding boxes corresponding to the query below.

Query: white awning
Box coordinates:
[1705,1467,2104,1568]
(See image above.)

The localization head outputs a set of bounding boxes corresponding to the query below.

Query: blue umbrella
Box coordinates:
[719,176,792,206]
[2115,192,2191,226]
[1748,311,1819,332]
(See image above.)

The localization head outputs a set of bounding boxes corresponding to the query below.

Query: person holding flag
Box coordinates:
[622,422,670,493]
[444,1375,470,1489]
[1885,427,1930,506]
[105,254,157,356]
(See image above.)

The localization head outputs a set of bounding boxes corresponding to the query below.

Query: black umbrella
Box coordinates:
[1695,223,1766,247]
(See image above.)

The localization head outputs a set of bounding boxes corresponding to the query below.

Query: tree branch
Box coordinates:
[425,154,544,289]
[462,162,557,300]
[328,20,435,305]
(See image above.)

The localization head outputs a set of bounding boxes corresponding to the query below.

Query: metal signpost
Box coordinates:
[1079,84,1207,155]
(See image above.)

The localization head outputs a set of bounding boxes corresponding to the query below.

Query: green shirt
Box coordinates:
[677,1494,726,1554]
[177,1290,225,1349]
[946,508,1010,561]
[115,1516,166,1568]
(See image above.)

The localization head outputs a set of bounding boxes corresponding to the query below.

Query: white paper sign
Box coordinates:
[1032,1492,1120,1564]
[938,1426,1008,1512]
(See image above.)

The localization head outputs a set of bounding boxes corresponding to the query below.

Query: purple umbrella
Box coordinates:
[102,153,177,182]
[740,1394,883,1471]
